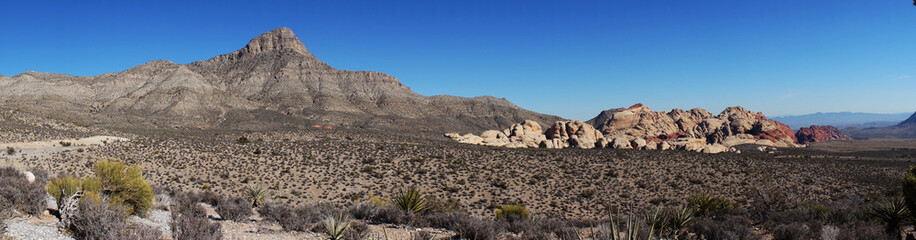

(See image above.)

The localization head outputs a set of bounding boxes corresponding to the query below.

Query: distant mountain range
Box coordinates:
[0,28,561,132]
[843,112,916,139]
[771,112,912,130]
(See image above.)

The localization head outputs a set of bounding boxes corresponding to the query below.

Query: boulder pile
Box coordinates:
[445,104,804,153]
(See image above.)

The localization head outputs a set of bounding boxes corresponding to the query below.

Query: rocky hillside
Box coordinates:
[795,125,852,144]
[845,112,916,139]
[447,104,801,153]
[0,28,560,133]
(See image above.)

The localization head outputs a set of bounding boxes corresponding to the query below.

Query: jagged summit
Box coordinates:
[219,27,312,61]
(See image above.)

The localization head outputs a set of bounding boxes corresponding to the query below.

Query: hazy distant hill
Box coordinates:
[771,112,911,130]
[0,27,561,132]
[844,112,916,139]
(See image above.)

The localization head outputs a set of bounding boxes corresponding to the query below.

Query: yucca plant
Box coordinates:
[869,195,909,234]
[688,192,732,216]
[666,205,694,238]
[322,214,351,240]
[597,214,654,240]
[644,207,667,235]
[392,186,428,215]
[244,184,269,207]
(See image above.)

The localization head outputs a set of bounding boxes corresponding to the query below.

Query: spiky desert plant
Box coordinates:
[869,195,909,234]
[392,186,428,215]
[688,192,732,216]
[244,184,268,207]
[598,214,654,240]
[644,207,667,235]
[495,204,530,223]
[666,205,694,237]
[322,214,351,240]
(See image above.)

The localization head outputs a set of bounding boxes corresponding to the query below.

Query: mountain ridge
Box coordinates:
[0,27,562,132]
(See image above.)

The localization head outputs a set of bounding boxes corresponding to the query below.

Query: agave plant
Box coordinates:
[869,195,909,234]
[392,186,428,215]
[322,214,351,240]
[644,207,667,235]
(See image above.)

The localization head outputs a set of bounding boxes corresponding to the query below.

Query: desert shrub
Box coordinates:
[452,214,499,240]
[428,197,462,213]
[243,184,268,207]
[59,141,72,147]
[259,202,341,231]
[237,136,250,144]
[0,167,46,216]
[344,220,369,240]
[322,214,351,240]
[393,186,429,215]
[47,175,82,205]
[153,194,171,210]
[495,204,530,223]
[5,147,13,155]
[664,205,694,236]
[67,198,161,240]
[216,196,252,222]
[348,203,378,220]
[690,215,759,240]
[371,206,408,225]
[424,211,463,229]
[189,191,221,206]
[772,224,808,240]
[903,165,916,219]
[689,192,733,216]
[55,160,154,217]
[836,222,885,240]
[171,194,222,240]
[868,195,908,234]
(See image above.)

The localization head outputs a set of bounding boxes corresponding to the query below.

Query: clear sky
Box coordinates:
[1,0,913,120]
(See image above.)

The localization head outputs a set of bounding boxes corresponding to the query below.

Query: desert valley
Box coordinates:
[1,16,915,240]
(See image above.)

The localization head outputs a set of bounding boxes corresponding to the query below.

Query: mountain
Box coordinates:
[0,28,561,132]
[795,125,852,144]
[844,112,916,139]
[771,112,911,130]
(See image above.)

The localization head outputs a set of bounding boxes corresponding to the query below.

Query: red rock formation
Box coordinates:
[795,125,852,144]
[754,120,797,143]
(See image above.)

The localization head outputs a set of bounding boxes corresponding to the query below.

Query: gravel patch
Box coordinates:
[128,209,171,233]
[5,221,72,240]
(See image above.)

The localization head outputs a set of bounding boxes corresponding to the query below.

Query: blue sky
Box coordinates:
[1,0,914,120]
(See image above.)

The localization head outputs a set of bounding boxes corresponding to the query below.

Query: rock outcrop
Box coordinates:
[447,104,803,154]
[795,125,852,144]
[587,104,800,148]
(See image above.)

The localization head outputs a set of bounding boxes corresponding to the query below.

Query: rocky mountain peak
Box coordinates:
[228,27,311,60]
[901,112,916,126]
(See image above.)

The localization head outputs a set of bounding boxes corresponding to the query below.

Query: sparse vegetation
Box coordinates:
[0,167,46,216]
[5,147,13,155]
[171,192,223,240]
[65,198,161,240]
[495,204,529,223]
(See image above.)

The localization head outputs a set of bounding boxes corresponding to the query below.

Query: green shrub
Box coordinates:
[495,204,530,223]
[47,175,83,205]
[46,160,154,217]
[392,186,428,215]
[237,137,250,144]
[5,147,13,155]
[688,192,733,216]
